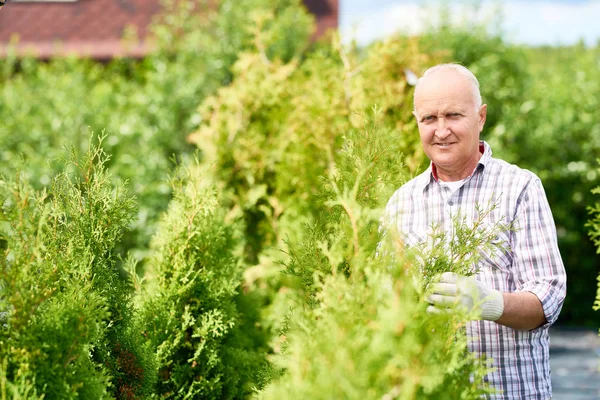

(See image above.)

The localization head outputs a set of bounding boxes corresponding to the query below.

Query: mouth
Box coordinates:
[434,142,456,148]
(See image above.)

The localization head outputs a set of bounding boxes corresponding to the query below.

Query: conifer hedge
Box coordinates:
[188,35,438,264]
[0,138,155,398]
[134,162,266,399]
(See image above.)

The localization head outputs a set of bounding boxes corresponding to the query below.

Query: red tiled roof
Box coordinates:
[0,0,339,59]
[0,0,162,59]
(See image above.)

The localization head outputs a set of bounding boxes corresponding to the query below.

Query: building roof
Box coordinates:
[304,0,338,40]
[0,0,339,60]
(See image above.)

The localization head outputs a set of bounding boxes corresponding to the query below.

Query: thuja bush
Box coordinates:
[588,179,600,259]
[260,268,493,399]
[189,34,439,263]
[0,175,107,399]
[134,161,266,399]
[278,115,407,299]
[0,138,155,398]
[187,35,439,360]
[259,122,496,399]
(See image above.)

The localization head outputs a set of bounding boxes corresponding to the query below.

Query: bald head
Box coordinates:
[413,64,482,112]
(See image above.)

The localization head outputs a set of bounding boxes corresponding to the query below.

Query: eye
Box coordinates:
[421,115,436,123]
[447,113,462,120]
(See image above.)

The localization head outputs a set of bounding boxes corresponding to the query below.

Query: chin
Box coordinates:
[431,154,454,165]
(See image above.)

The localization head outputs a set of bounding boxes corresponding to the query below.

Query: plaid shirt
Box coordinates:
[384,141,567,399]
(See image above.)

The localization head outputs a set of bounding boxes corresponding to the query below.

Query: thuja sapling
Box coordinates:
[0,137,155,398]
[402,202,512,287]
[260,182,497,399]
[259,125,500,398]
[135,162,266,399]
[188,34,437,264]
[587,185,600,255]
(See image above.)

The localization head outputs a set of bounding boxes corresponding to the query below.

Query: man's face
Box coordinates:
[413,69,487,181]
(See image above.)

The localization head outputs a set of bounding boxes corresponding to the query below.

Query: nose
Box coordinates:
[435,118,451,139]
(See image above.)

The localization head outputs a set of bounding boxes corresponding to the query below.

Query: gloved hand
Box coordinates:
[427,272,504,321]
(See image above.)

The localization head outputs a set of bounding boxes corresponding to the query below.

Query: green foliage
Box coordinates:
[0,1,315,396]
[259,123,493,399]
[280,115,408,300]
[0,357,42,400]
[261,271,492,400]
[0,0,314,266]
[190,34,437,263]
[412,204,510,284]
[153,0,313,68]
[0,138,155,398]
[2,1,600,397]
[136,162,266,399]
[488,44,600,325]
[588,184,600,255]
[586,175,600,322]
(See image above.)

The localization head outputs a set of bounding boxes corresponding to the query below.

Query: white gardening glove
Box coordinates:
[427,272,504,321]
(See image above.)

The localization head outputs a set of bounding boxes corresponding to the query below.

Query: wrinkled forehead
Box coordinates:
[414,96,473,117]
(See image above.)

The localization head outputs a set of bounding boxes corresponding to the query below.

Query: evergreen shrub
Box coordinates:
[134,161,266,399]
[188,34,439,264]
[3,2,600,398]
[187,34,439,366]
[0,138,155,399]
[259,119,497,399]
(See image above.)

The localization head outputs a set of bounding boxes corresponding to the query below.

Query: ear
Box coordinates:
[478,104,487,130]
[412,110,419,120]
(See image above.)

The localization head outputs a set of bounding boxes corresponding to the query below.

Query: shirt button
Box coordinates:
[448,200,454,206]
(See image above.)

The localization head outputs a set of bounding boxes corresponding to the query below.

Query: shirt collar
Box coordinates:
[416,140,492,191]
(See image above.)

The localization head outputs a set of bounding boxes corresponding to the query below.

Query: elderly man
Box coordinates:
[385,63,567,399]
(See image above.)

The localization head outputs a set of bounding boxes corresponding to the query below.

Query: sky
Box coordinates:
[339,0,600,47]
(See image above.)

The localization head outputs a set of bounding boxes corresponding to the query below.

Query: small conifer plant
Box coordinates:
[135,161,266,399]
[259,120,499,399]
[0,136,155,399]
